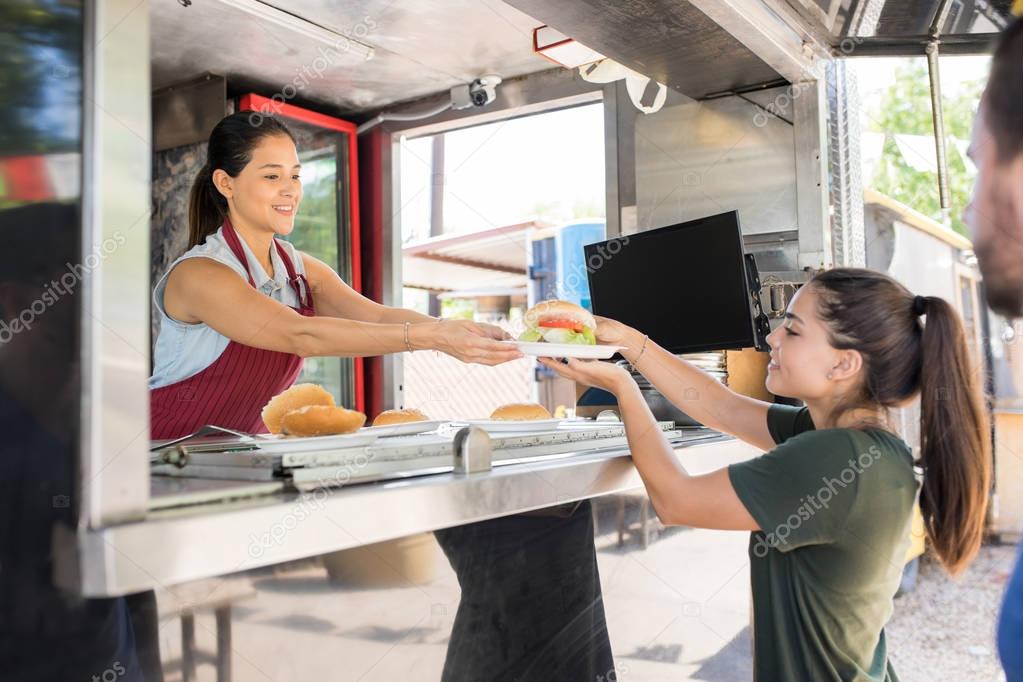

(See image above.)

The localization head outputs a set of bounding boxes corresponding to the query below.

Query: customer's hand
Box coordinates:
[594,316,645,352]
[413,319,523,366]
[538,357,633,395]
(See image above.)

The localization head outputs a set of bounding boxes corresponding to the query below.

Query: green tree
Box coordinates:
[0,1,81,155]
[867,61,983,236]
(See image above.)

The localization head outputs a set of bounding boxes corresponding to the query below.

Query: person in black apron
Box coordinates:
[435,501,615,682]
[0,203,159,682]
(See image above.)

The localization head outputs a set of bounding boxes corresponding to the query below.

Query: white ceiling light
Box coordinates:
[532,25,605,68]
[213,0,375,61]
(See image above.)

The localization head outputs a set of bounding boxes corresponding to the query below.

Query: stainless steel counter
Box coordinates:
[74,432,760,597]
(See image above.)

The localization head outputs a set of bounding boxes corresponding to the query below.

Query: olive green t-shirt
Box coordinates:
[727,404,918,682]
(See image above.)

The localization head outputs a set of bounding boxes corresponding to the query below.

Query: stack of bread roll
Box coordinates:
[261,384,366,437]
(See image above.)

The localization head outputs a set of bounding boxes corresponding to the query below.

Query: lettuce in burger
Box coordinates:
[517,299,597,345]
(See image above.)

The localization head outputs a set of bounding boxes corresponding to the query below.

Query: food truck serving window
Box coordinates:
[585,211,757,353]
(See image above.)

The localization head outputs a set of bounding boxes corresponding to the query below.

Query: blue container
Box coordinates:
[555,220,606,311]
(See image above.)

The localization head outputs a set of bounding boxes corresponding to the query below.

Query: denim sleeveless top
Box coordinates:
[149,226,307,389]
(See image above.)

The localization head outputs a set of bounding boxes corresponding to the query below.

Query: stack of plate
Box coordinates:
[618,351,729,426]
[619,351,728,388]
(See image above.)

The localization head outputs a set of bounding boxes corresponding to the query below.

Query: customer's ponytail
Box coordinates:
[186,111,297,248]
[811,268,992,577]
[916,295,991,575]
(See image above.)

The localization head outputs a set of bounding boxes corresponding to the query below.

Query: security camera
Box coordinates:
[451,74,502,110]
[470,75,501,106]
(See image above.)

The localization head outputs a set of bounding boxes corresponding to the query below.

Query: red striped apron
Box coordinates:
[150,218,315,439]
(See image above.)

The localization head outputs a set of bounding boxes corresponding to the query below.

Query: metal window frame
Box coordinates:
[78,0,152,531]
[237,93,366,411]
[373,69,605,410]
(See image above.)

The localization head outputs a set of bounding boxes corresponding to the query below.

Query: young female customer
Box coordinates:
[541,267,991,681]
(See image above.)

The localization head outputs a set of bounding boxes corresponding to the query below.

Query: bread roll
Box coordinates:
[372,408,430,427]
[280,405,366,437]
[261,383,335,434]
[489,403,553,420]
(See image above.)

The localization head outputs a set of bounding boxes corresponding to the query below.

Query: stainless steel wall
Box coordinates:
[633,88,799,239]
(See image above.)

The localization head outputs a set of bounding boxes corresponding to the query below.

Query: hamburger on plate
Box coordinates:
[517,300,596,346]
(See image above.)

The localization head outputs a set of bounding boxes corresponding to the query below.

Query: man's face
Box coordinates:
[966,106,1023,318]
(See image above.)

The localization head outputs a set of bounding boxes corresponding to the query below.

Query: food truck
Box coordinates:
[2,1,1014,680]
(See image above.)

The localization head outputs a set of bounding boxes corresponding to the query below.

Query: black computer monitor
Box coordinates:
[585,211,757,354]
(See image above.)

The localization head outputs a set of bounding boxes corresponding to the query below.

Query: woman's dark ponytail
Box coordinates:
[916,295,991,576]
[187,162,225,248]
[811,268,991,577]
[187,111,296,248]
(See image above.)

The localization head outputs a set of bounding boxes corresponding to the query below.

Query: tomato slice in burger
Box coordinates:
[539,319,584,332]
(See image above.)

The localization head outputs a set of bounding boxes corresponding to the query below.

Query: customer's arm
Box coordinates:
[598,317,775,451]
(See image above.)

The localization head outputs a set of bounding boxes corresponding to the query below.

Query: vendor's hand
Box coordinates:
[414,319,523,366]
[538,356,633,395]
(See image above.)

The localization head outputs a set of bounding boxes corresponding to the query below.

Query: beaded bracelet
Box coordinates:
[633,334,649,366]
[404,321,415,353]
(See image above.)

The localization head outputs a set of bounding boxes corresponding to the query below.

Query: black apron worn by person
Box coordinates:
[435,500,615,682]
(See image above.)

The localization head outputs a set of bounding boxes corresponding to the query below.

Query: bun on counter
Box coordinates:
[373,408,430,427]
[262,383,335,434]
[489,403,552,421]
[280,405,366,437]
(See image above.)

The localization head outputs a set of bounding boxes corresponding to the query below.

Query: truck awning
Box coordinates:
[402,219,552,292]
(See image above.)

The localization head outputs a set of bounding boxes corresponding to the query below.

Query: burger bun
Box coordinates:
[489,403,553,421]
[372,408,431,427]
[262,383,335,434]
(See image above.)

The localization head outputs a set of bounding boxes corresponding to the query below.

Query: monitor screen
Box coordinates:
[585,211,755,354]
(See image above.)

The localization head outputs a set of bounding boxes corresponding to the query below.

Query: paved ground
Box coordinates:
[155,501,1016,681]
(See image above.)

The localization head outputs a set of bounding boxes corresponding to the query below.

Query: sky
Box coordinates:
[399,103,606,242]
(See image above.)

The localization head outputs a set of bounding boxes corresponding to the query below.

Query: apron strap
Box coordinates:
[222,215,314,311]
[273,240,315,311]
[221,216,257,288]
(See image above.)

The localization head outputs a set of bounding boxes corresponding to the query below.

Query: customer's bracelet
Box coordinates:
[632,334,649,366]
[404,321,415,353]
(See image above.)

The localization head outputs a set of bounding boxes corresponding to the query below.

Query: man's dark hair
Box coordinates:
[987,17,1023,162]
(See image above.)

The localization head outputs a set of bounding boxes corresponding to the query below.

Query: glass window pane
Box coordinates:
[280,121,354,407]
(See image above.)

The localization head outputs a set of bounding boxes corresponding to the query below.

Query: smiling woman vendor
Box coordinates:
[149,112,521,439]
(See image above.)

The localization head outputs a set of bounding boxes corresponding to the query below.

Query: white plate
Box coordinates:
[504,341,625,359]
[255,431,378,453]
[458,418,565,433]
[361,420,446,437]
